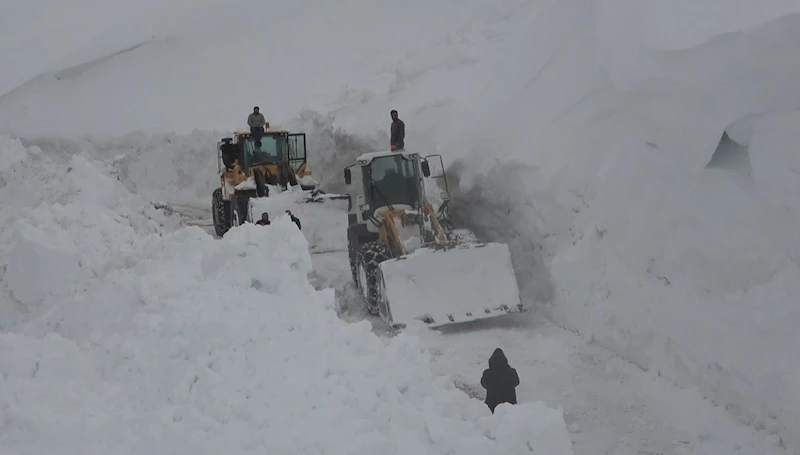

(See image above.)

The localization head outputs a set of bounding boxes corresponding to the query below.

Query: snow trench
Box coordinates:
[0,136,573,454]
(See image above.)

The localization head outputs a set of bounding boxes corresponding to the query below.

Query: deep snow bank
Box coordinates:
[0,137,573,454]
[12,132,223,207]
[3,0,800,449]
[438,8,800,450]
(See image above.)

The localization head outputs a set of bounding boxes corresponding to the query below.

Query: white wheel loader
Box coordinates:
[343,150,525,328]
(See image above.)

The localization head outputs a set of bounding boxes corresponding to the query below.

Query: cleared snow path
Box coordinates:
[0,138,575,455]
[273,209,789,455]
[179,189,793,455]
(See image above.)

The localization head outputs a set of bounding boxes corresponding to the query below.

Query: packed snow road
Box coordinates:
[187,197,790,455]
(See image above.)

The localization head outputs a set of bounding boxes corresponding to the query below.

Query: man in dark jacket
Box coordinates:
[285,210,301,229]
[480,348,520,413]
[390,109,405,151]
[256,212,270,226]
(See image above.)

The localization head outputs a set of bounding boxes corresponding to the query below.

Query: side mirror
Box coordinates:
[344,168,351,185]
[421,160,431,178]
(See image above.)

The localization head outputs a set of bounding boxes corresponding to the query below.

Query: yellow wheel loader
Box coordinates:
[212,125,344,237]
[343,150,525,328]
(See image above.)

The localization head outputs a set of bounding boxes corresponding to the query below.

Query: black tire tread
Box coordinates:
[212,188,231,237]
[356,242,392,315]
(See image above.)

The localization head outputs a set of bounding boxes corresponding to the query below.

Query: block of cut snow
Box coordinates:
[3,221,87,305]
[0,136,27,171]
[380,242,522,327]
[249,190,350,253]
[482,402,573,454]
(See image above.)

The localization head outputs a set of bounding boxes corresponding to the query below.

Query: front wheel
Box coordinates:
[355,242,391,315]
[253,169,269,197]
[212,188,231,237]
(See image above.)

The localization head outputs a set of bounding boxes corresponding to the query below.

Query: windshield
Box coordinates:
[242,136,280,169]
[365,154,419,207]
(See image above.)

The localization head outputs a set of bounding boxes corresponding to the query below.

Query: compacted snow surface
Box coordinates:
[2,0,800,453]
[0,139,572,454]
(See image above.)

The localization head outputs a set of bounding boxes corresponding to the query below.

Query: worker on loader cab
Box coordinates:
[248,106,266,138]
[256,212,270,226]
[390,109,405,151]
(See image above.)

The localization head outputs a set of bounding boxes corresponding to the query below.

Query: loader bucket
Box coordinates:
[377,242,524,328]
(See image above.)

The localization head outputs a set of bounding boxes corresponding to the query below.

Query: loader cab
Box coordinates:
[363,153,421,208]
[222,130,309,176]
[344,151,432,221]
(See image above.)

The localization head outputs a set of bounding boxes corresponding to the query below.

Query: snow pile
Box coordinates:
[13,132,222,207]
[0,136,183,324]
[0,136,572,454]
[249,189,350,253]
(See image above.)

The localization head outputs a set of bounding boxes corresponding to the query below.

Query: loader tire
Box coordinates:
[253,169,269,197]
[232,193,251,226]
[287,169,299,187]
[212,188,231,237]
[355,242,391,316]
[347,229,359,285]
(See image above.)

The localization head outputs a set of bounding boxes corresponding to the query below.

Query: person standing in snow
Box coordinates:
[480,348,520,413]
[248,106,266,137]
[390,109,405,151]
[256,212,270,226]
[285,210,301,230]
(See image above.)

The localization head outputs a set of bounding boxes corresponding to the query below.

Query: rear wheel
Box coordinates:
[355,242,392,315]
[212,188,231,237]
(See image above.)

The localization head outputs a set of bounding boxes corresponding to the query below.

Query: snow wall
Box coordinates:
[0,137,573,454]
[1,0,800,450]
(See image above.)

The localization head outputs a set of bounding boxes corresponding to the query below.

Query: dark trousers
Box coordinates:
[250,126,264,140]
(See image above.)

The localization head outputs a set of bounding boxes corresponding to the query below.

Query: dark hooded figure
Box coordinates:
[480,348,520,413]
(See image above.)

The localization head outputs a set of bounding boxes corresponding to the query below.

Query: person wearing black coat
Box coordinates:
[480,348,520,413]
[285,210,301,229]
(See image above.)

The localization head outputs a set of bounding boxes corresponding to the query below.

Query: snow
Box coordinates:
[2,0,800,452]
[0,138,572,454]
[249,189,350,253]
[381,243,522,327]
[234,176,256,191]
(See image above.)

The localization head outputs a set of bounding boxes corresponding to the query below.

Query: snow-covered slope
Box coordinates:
[0,138,572,454]
[2,0,800,451]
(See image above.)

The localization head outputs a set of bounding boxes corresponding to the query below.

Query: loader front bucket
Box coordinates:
[377,242,524,328]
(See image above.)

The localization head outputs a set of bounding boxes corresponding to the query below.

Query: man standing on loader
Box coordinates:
[390,109,405,151]
[248,106,266,138]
